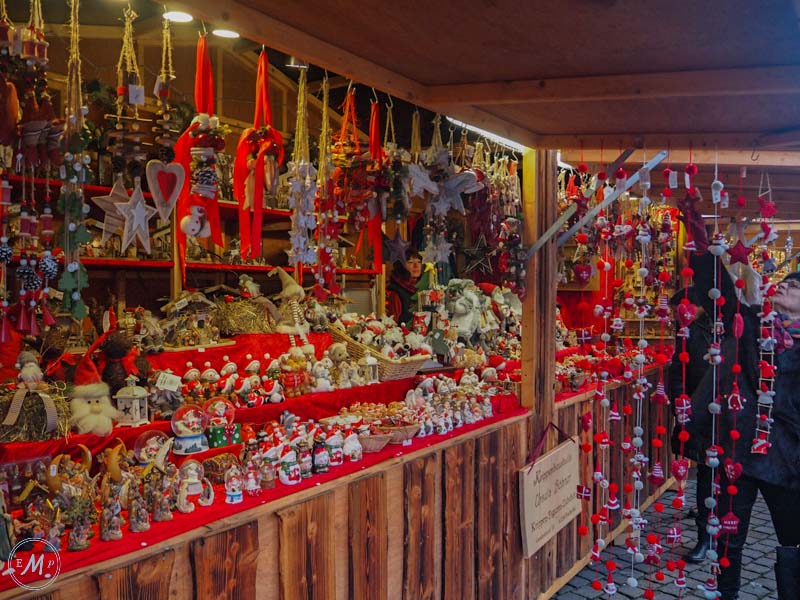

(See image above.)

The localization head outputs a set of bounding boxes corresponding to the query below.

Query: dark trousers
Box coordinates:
[717,475,800,599]
[695,463,712,532]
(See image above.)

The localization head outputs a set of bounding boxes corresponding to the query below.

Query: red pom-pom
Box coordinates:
[609,483,619,493]
[677,559,686,570]
[761,413,769,421]
[730,430,741,441]
[678,430,690,442]
[606,560,617,572]
[592,580,603,591]
[672,497,684,509]
[666,560,676,572]
[662,187,673,198]
[596,259,606,270]
[681,267,695,278]
[654,502,664,513]
[576,232,589,244]
[612,278,624,288]
[615,168,626,179]
[736,195,747,207]
[591,514,601,525]
[685,163,699,176]
[578,524,589,536]
[727,485,738,495]
[644,590,655,600]
[625,259,635,269]
[716,297,726,307]
[652,439,663,449]
[656,353,669,365]
[679,351,690,363]
[658,271,671,282]
[597,171,607,181]
[735,278,746,289]
[578,162,589,174]
[663,168,672,178]
[732,364,742,374]
[646,533,657,544]
[623,405,633,416]
[581,443,593,453]
[720,557,731,568]
[593,433,604,444]
[623,483,634,494]
[595,341,606,351]
[656,425,667,435]
[655,571,665,582]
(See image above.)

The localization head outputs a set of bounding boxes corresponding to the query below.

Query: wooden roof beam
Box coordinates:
[423,66,800,105]
[561,148,800,169]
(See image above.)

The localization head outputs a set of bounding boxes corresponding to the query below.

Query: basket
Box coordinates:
[379,424,421,444]
[358,433,392,453]
[330,326,429,381]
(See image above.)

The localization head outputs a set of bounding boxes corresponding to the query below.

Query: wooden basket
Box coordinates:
[358,433,392,453]
[379,424,421,444]
[330,327,430,381]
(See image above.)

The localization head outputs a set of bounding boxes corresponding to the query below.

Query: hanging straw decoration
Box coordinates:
[115,5,141,121]
[410,110,422,164]
[314,75,340,297]
[285,67,317,267]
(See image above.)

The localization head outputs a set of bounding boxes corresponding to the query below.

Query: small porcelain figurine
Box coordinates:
[68,516,91,551]
[326,431,344,467]
[225,465,244,504]
[244,461,261,496]
[128,494,151,532]
[198,478,215,506]
[278,447,301,485]
[343,429,362,462]
[259,461,276,490]
[100,504,123,541]
[176,480,195,514]
[312,433,330,474]
[153,491,174,522]
[297,440,313,479]
[44,520,65,552]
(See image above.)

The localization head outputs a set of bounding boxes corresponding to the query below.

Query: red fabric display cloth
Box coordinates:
[0,407,526,592]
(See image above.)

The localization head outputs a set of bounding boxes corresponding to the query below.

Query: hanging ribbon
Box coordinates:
[1,387,58,432]
[369,101,384,167]
[410,110,422,163]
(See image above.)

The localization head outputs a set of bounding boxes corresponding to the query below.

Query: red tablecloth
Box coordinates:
[0,407,527,593]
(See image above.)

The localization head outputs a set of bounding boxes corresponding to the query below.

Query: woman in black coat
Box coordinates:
[681,199,800,600]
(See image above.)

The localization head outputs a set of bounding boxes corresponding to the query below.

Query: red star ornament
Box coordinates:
[727,240,752,266]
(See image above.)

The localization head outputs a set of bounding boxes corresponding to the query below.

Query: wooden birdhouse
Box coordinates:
[114,374,149,427]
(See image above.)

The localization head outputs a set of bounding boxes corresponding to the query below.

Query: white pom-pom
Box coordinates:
[637,267,649,278]
[708,287,721,300]
[600,333,611,342]
[633,426,644,436]
[627,577,639,588]
[705,496,717,509]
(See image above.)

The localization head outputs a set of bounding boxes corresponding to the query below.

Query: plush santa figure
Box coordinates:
[69,325,120,436]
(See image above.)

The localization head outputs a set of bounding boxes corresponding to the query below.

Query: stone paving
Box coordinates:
[554,472,778,599]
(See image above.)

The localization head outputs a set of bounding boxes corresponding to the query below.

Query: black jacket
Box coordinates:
[682,252,800,490]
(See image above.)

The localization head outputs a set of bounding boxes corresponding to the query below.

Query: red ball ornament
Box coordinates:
[578,162,589,174]
[581,443,593,453]
[685,163,699,176]
[662,187,673,198]
[606,560,617,572]
[623,483,634,494]
[624,259,635,269]
[655,571,665,582]
[678,430,690,442]
[592,580,603,591]
[590,514,601,525]
[679,351,690,363]
[595,341,606,351]
[727,485,738,496]
[612,278,624,288]
[677,559,687,570]
[654,502,664,513]
[576,232,589,244]
[666,560,677,572]
[615,168,626,179]
[736,195,747,207]
[578,525,589,536]
[688,186,697,196]
[597,171,607,181]
[720,557,731,568]
[655,425,667,436]
[652,439,663,449]
[716,296,726,307]
[730,430,741,441]
[609,483,619,493]
[732,364,742,374]
[681,267,695,278]
[735,278,746,289]
[644,590,655,600]
[672,497,684,509]
[658,271,671,282]
[596,259,606,270]
[656,353,668,365]
[623,405,633,416]
[646,533,657,544]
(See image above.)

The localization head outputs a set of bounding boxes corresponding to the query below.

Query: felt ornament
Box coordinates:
[116,182,157,253]
[384,228,410,265]
[145,159,184,221]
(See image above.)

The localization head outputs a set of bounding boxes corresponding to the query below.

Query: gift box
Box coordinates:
[208,423,242,448]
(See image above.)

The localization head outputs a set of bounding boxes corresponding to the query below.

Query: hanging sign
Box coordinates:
[519,436,581,558]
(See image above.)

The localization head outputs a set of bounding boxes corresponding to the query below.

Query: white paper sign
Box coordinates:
[128,84,145,106]
[519,437,581,558]
[155,371,182,392]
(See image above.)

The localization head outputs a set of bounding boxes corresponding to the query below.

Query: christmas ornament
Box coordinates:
[116,181,157,253]
[92,177,129,244]
[462,233,494,275]
[145,159,184,221]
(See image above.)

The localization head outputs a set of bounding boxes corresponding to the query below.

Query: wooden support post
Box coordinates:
[170,217,181,300]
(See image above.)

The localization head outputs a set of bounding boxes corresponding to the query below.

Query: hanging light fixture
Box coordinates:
[286,56,309,69]
[163,10,193,23]
[211,28,239,39]
[445,116,526,153]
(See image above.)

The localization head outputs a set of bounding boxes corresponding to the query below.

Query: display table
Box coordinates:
[0,407,530,599]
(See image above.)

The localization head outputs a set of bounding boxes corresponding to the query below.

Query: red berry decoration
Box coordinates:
[730,430,741,441]
[597,171,607,181]
[615,167,626,179]
[681,267,694,278]
[728,485,738,495]
[592,580,603,591]
[685,163,698,176]
[678,430,690,442]
[578,524,589,536]
[655,571,665,582]
[720,557,731,568]
[644,589,655,599]
[736,195,747,207]
[576,232,589,244]
[578,162,589,174]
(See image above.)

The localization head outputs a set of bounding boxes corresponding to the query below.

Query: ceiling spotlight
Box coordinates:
[212,28,240,39]
[286,56,309,69]
[163,11,193,23]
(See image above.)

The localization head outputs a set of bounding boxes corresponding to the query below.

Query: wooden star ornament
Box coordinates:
[116,183,158,254]
[92,178,130,243]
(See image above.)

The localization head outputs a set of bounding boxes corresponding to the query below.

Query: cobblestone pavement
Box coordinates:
[555,474,778,599]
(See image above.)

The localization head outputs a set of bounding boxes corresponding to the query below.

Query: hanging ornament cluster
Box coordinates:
[285,67,316,266]
[175,34,228,281]
[331,88,372,231]
[233,49,284,263]
[314,75,340,297]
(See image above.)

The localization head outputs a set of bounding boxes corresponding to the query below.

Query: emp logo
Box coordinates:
[4,538,61,591]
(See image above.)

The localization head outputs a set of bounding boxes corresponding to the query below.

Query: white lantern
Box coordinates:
[114,375,149,427]
[358,356,380,385]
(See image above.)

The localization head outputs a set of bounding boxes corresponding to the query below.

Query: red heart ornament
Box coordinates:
[670,458,689,481]
[676,302,697,328]
[723,458,743,483]
[573,263,592,284]
[146,159,186,221]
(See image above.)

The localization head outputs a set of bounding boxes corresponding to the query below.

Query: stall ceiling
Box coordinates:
[179,0,800,150]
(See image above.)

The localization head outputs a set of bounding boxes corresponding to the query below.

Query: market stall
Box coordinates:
[2,0,800,598]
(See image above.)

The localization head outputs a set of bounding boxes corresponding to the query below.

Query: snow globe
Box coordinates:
[171,405,210,455]
[203,397,241,448]
[133,430,170,465]
[224,464,244,504]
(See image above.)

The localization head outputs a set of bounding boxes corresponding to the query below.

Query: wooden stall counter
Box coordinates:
[1,407,530,600]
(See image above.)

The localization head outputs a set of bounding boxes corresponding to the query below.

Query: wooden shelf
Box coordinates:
[6,174,154,200]
[82,257,172,269]
[185,261,277,273]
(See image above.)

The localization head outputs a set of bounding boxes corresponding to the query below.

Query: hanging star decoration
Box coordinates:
[384,229,410,265]
[463,233,494,275]
[420,238,442,265]
[433,236,453,264]
[92,178,130,243]
[116,183,158,253]
[727,240,753,266]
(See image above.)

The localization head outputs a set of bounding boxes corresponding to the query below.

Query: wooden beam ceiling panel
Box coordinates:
[561,149,800,169]
[424,66,800,106]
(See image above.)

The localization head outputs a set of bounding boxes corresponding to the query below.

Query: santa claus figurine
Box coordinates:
[69,329,120,436]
